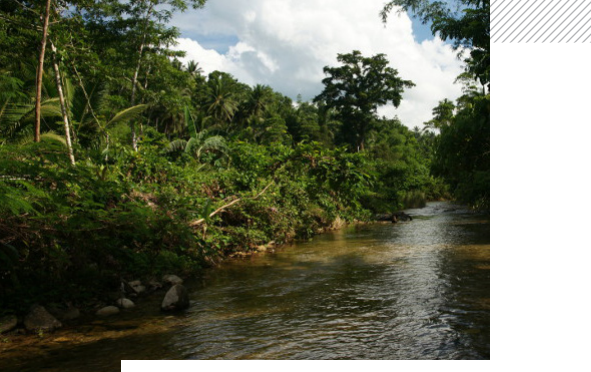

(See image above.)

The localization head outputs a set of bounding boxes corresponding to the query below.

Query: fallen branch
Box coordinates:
[189,181,274,228]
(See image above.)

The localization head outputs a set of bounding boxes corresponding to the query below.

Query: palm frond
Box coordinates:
[184,106,198,139]
[106,104,148,127]
[40,132,67,146]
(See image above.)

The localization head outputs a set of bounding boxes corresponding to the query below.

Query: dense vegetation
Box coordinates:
[0,0,489,314]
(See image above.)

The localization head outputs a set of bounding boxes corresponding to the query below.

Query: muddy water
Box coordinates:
[0,201,489,367]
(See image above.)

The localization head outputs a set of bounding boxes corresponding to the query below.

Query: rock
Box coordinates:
[393,212,412,222]
[96,306,120,317]
[121,281,135,296]
[0,315,18,334]
[128,280,146,295]
[24,305,62,332]
[161,284,190,311]
[148,280,163,291]
[162,274,183,286]
[115,298,135,309]
[61,307,80,321]
[47,304,80,321]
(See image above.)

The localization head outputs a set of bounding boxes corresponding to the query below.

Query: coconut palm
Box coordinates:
[186,60,203,77]
[203,76,238,129]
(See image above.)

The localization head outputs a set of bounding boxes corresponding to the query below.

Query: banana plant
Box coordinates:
[165,106,228,164]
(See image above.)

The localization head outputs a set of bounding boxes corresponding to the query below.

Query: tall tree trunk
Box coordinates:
[34,0,52,143]
[130,2,154,151]
[51,42,76,166]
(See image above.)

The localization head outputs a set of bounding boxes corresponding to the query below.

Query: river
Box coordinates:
[0,201,489,367]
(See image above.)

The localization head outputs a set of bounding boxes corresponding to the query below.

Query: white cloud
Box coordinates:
[171,0,465,128]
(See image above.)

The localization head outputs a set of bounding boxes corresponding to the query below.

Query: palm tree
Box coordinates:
[204,76,238,130]
[186,60,203,77]
[244,84,273,119]
[423,98,455,132]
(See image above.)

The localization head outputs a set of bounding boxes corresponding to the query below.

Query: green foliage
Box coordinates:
[314,50,415,151]
[432,93,489,207]
[381,0,490,90]
[0,0,473,316]
[383,0,490,208]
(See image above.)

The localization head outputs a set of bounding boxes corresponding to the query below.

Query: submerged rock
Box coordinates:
[24,305,62,332]
[96,306,120,317]
[161,284,190,311]
[0,315,18,334]
[162,274,183,286]
[116,298,135,309]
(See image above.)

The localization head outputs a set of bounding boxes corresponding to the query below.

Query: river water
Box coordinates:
[1,201,489,367]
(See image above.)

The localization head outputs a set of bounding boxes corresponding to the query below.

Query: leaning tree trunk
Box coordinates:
[34,0,52,143]
[51,42,76,166]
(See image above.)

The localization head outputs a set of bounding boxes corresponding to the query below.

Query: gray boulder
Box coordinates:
[24,305,62,332]
[162,275,183,286]
[161,284,190,311]
[116,298,135,309]
[148,280,163,291]
[96,306,120,317]
[128,280,146,295]
[0,315,18,334]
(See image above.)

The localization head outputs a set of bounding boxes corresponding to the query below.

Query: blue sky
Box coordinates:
[170,0,463,129]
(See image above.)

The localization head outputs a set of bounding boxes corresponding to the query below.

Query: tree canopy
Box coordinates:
[314,50,415,151]
[382,0,490,207]
[382,0,490,90]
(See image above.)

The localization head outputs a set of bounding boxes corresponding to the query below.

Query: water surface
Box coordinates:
[1,201,489,367]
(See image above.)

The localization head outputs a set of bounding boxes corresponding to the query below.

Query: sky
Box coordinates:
[170,0,465,129]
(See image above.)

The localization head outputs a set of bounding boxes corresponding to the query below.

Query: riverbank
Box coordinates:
[0,209,362,339]
[0,215,361,370]
[1,139,449,328]
[1,206,434,353]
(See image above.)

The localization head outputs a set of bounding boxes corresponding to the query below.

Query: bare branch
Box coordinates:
[189,182,274,228]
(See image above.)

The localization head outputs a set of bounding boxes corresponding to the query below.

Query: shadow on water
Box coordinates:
[1,201,489,365]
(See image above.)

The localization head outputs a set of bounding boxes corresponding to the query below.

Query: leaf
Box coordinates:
[166,139,188,153]
[106,104,148,127]
[40,132,67,146]
[184,106,197,139]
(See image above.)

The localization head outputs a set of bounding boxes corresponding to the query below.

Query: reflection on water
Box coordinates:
[1,202,489,367]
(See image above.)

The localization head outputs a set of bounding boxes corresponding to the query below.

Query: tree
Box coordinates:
[203,74,239,129]
[423,98,455,131]
[80,0,208,150]
[383,1,490,208]
[50,41,76,165]
[381,0,490,90]
[34,0,53,143]
[432,93,489,207]
[314,50,414,151]
[185,60,203,77]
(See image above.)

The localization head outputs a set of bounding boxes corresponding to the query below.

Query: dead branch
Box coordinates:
[189,181,274,228]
